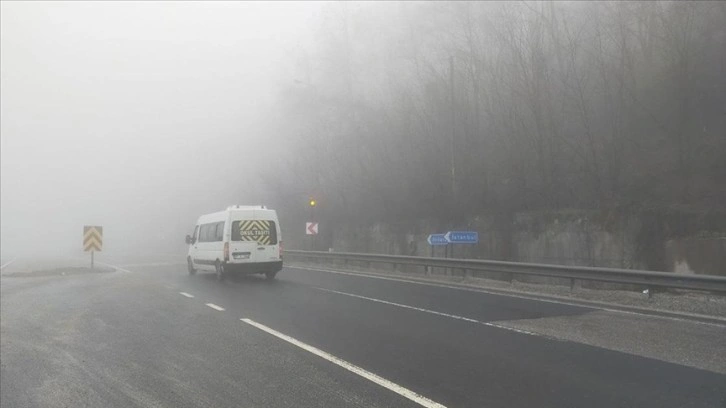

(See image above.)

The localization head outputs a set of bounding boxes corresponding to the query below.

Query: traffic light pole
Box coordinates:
[309,206,314,251]
[308,199,316,251]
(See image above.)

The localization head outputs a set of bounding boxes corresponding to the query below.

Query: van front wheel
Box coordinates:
[187,257,196,275]
[215,261,226,282]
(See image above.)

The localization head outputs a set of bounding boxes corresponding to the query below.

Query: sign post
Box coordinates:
[427,234,448,274]
[83,226,103,269]
[444,231,478,276]
[306,222,318,251]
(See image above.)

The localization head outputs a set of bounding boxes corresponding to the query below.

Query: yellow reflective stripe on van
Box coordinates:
[237,220,272,245]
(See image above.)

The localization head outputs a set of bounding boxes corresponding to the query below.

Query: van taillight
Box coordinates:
[279,242,283,259]
[224,242,229,262]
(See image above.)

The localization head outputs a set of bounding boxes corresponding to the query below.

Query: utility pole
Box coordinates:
[449,55,456,199]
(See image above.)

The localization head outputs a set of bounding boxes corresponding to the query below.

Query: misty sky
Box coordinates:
[1,1,323,257]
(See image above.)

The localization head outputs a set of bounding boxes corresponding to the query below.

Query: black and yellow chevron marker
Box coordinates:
[83,226,103,252]
[237,220,272,245]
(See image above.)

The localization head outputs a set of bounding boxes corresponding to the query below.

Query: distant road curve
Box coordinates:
[0,257,17,270]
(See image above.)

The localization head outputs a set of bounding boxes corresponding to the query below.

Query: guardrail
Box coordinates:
[284,250,726,294]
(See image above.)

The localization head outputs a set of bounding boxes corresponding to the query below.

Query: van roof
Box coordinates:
[196,206,278,224]
[226,205,267,210]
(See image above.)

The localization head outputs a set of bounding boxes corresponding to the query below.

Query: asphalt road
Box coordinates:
[2,256,725,408]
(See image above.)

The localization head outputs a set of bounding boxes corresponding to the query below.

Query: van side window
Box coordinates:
[203,224,212,242]
[209,223,218,242]
[200,223,212,243]
[198,224,209,243]
[198,222,223,243]
[215,222,224,241]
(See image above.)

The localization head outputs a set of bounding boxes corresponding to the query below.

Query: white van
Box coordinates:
[185,205,283,281]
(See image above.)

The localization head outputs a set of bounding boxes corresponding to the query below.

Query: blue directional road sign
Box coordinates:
[444,231,479,244]
[427,234,449,246]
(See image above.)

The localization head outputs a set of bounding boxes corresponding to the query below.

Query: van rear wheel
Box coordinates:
[265,270,277,281]
[187,258,196,275]
[215,261,226,282]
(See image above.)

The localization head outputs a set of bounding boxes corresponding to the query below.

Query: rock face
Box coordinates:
[287,209,726,276]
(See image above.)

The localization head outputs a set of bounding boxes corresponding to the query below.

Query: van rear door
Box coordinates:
[230,218,279,263]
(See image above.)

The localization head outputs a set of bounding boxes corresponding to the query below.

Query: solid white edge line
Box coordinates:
[0,258,17,270]
[240,318,447,408]
[318,287,479,323]
[179,292,194,298]
[94,261,133,273]
[315,287,543,338]
[206,303,225,311]
[292,265,726,327]
[117,262,185,268]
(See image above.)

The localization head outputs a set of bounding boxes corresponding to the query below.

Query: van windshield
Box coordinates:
[231,220,277,245]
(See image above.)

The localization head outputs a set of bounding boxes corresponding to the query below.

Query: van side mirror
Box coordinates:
[185,235,193,245]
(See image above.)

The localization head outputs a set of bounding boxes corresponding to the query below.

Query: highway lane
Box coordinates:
[153,264,726,407]
[2,258,725,408]
[0,262,423,408]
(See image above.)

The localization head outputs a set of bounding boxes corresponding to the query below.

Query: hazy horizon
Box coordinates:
[1,1,323,257]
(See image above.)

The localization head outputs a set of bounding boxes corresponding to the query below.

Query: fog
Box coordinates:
[2,1,725,260]
[1,1,321,257]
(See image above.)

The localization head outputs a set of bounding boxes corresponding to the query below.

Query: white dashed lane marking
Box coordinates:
[206,303,225,311]
[179,292,194,298]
